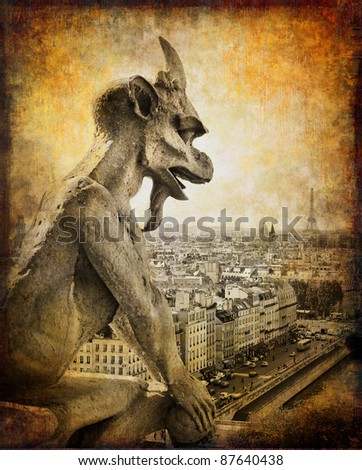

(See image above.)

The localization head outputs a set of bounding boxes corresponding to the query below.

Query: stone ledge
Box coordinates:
[0,375,173,449]
[0,401,58,449]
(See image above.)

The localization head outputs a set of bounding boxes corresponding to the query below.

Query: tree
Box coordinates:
[305,281,319,315]
[317,280,343,318]
[217,286,225,298]
[228,381,361,449]
[290,279,308,311]
[290,279,343,318]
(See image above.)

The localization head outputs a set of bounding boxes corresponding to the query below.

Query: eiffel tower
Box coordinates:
[306,187,318,231]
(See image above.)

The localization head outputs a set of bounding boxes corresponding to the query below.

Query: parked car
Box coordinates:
[289,352,296,357]
[219,380,229,388]
[208,388,215,396]
[315,334,321,340]
[249,362,257,368]
[251,357,259,362]
[243,361,252,367]
[231,392,244,400]
[223,369,234,380]
[261,361,269,367]
[212,379,221,386]
[219,392,231,400]
[249,371,258,377]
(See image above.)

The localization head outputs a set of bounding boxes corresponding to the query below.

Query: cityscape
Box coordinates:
[66,223,360,381]
[10,189,361,390]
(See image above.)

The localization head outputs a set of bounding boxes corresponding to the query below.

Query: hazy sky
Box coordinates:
[5,5,358,232]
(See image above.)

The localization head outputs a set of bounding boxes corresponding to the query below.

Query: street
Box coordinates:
[207,335,339,406]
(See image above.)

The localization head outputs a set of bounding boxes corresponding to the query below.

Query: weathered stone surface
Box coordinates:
[1,375,172,448]
[76,386,174,448]
[0,401,58,448]
[1,37,215,447]
[166,405,212,444]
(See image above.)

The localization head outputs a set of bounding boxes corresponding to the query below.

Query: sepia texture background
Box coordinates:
[0,0,361,452]
[1,0,361,238]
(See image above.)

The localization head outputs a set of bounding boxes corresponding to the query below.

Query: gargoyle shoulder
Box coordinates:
[66,176,117,214]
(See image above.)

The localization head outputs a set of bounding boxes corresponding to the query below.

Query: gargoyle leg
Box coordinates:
[1,375,172,448]
[75,390,174,448]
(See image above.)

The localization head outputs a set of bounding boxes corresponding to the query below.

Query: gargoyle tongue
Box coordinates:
[143,182,169,232]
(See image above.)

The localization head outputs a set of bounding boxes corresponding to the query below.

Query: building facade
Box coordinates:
[70,326,150,381]
[178,306,208,374]
[215,310,235,367]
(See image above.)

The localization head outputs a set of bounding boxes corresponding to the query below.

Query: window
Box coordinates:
[80,356,84,364]
[95,354,99,363]
[103,344,107,352]
[111,345,115,353]
[86,344,91,353]
[95,344,99,352]
[118,345,123,353]
[86,356,90,364]
[111,356,115,364]
[111,367,115,375]
[118,357,123,365]
[103,356,107,363]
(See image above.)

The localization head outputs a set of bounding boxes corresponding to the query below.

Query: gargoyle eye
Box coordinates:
[177,115,208,144]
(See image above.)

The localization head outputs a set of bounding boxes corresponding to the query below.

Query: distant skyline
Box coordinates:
[6,7,358,232]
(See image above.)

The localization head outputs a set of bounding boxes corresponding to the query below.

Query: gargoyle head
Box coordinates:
[93,37,213,231]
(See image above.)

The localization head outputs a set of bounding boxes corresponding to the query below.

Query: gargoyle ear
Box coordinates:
[129,76,159,119]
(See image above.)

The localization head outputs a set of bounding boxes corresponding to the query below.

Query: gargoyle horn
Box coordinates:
[157,36,186,90]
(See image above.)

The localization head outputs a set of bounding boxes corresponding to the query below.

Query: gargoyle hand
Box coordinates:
[168,370,216,439]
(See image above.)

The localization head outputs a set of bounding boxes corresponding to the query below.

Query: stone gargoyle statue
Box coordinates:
[0,37,215,448]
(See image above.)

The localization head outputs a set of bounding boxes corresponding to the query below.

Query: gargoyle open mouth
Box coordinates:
[169,166,210,189]
[168,168,186,190]
[143,166,211,232]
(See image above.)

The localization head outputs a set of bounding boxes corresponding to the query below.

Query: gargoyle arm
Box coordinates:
[75,179,185,381]
[72,179,214,434]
